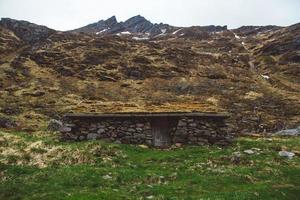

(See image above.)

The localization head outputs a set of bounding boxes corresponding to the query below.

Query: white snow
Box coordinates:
[161,29,167,34]
[261,75,270,80]
[172,28,183,35]
[96,28,109,35]
[132,36,149,41]
[214,31,224,34]
[234,33,241,39]
[121,31,131,35]
[117,31,131,36]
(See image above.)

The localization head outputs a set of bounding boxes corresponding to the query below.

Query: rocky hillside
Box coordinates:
[0,18,56,44]
[0,16,299,133]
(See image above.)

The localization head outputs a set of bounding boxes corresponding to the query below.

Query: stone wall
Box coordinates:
[171,118,231,146]
[60,117,233,146]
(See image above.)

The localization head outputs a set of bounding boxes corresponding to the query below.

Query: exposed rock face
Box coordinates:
[0,26,24,55]
[71,15,227,37]
[0,18,56,44]
[233,25,281,36]
[121,15,163,35]
[255,25,300,56]
[73,16,118,33]
[73,15,170,36]
[60,117,233,147]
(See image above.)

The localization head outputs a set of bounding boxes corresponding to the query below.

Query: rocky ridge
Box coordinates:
[72,15,227,37]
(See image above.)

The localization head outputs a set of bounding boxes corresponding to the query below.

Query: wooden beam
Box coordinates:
[64,112,230,118]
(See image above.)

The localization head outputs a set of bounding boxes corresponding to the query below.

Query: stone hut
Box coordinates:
[60,112,232,147]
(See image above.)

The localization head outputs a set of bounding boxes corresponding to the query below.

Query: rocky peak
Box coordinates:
[105,16,118,27]
[123,15,148,26]
[121,15,171,35]
[0,18,55,44]
[73,16,119,34]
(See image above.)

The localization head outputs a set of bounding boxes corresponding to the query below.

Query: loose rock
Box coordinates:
[279,151,295,159]
[47,119,63,131]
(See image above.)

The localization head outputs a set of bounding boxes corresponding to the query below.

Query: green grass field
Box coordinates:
[0,131,299,200]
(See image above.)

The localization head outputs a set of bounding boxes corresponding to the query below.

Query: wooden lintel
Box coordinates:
[64,112,230,119]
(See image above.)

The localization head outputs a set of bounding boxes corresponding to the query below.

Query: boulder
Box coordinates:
[97,128,105,134]
[87,133,98,140]
[275,126,300,136]
[279,151,295,159]
[60,126,72,133]
[47,119,63,131]
[0,117,17,128]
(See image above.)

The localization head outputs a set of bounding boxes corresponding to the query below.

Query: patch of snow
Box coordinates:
[96,28,109,35]
[155,32,167,37]
[234,33,240,39]
[161,29,167,34]
[261,75,270,80]
[179,33,185,36]
[172,28,184,35]
[214,31,224,34]
[117,31,131,36]
[132,36,149,41]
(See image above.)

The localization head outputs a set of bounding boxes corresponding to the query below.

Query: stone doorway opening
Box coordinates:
[150,117,178,148]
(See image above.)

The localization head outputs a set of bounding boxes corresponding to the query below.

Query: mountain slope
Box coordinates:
[0,18,56,44]
[0,17,299,133]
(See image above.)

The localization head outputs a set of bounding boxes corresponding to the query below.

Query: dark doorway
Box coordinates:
[150,117,177,147]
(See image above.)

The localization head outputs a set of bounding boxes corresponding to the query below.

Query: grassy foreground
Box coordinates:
[0,131,299,200]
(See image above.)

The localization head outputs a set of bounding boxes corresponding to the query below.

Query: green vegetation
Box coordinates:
[0,131,299,200]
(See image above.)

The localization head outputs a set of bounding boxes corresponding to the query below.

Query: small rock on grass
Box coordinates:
[102,174,112,180]
[279,151,295,159]
[244,150,255,155]
[138,144,149,149]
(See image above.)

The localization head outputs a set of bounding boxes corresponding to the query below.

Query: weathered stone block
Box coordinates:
[128,128,136,132]
[189,123,197,127]
[87,133,98,140]
[60,126,72,133]
[97,128,105,134]
[79,136,86,141]
[136,127,143,132]
[178,121,187,126]
[136,123,144,128]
